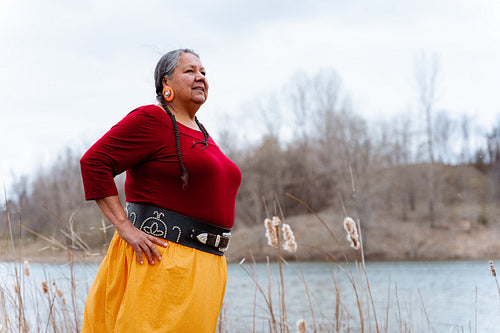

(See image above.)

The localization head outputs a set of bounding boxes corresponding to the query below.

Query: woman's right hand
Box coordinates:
[96,196,168,265]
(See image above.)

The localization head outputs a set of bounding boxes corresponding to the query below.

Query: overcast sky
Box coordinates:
[1,0,499,202]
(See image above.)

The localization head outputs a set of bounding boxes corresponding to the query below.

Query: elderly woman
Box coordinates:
[80,49,241,332]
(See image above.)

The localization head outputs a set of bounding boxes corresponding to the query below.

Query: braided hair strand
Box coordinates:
[154,49,210,189]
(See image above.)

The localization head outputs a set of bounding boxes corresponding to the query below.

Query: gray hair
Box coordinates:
[154,48,200,100]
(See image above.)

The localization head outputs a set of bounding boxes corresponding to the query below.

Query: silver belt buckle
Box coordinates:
[195,232,231,253]
[219,232,231,253]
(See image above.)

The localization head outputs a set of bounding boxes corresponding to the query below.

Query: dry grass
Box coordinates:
[1,192,499,332]
[0,201,101,333]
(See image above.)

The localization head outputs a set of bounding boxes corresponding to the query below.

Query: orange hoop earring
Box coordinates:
[163,86,174,102]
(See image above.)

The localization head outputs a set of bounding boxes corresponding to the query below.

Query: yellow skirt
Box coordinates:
[81,232,228,333]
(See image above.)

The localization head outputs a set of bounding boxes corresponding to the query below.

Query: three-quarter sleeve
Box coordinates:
[80,107,167,200]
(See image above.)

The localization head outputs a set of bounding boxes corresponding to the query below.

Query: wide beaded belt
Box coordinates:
[125,202,231,256]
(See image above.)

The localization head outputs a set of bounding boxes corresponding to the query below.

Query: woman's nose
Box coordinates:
[195,71,205,81]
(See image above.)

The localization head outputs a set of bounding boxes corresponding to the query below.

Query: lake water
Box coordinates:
[225,260,500,332]
[1,260,498,332]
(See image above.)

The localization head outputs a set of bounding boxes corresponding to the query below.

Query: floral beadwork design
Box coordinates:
[139,211,167,238]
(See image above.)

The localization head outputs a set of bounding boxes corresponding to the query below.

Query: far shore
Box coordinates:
[3,204,499,265]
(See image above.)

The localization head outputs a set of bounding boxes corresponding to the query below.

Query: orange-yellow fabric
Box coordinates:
[81,232,227,333]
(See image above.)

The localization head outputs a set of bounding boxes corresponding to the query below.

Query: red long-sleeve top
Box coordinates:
[80,105,241,229]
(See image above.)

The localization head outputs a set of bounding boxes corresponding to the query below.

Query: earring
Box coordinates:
[163,86,174,102]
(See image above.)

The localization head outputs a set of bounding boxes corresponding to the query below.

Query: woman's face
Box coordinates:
[165,52,209,105]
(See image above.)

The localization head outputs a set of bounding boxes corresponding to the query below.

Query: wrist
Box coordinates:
[115,218,134,233]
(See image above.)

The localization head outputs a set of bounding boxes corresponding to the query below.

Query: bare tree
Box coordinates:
[486,119,500,201]
[289,71,313,142]
[414,51,440,227]
[434,111,456,164]
[486,118,500,166]
[460,114,471,164]
[390,112,417,219]
[256,94,282,136]
[287,72,320,208]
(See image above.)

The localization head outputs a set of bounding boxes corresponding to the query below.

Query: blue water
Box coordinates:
[1,260,498,332]
[225,260,500,332]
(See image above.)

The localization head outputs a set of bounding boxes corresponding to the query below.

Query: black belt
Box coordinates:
[125,202,231,256]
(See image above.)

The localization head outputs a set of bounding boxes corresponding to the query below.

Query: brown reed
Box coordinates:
[490,260,500,298]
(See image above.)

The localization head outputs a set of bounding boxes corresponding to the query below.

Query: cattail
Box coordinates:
[265,218,278,247]
[56,287,63,298]
[282,224,297,253]
[23,260,30,276]
[62,297,66,305]
[490,260,496,277]
[272,216,281,227]
[41,281,49,294]
[343,217,360,250]
[296,319,307,333]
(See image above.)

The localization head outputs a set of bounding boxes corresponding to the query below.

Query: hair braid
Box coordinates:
[159,98,189,189]
[154,49,210,189]
[192,116,210,149]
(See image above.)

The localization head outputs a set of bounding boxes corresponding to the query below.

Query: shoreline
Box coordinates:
[3,246,498,265]
[3,206,499,264]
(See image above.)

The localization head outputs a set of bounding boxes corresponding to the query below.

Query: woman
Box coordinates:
[80,49,241,332]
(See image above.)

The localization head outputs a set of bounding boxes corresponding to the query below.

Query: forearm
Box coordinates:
[95,196,132,234]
